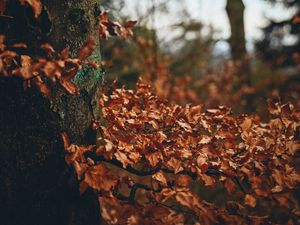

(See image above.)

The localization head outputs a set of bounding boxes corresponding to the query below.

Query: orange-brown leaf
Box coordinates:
[152,171,167,186]
[59,78,80,95]
[84,164,117,192]
[40,43,55,56]
[78,36,96,60]
[61,132,70,150]
[244,194,256,208]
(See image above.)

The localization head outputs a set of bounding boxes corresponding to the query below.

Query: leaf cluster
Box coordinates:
[63,79,300,224]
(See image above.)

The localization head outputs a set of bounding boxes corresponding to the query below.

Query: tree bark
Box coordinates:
[0,1,102,224]
[226,0,247,62]
[226,0,250,81]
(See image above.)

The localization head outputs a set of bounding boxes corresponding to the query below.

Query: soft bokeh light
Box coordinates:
[120,0,295,53]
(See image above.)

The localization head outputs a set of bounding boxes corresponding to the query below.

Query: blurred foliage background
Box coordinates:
[100,0,300,117]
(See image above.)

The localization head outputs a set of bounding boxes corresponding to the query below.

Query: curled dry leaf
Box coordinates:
[152,171,167,186]
[98,11,137,39]
[78,36,97,60]
[60,48,70,60]
[12,55,32,79]
[40,43,55,56]
[59,78,80,95]
[61,132,71,150]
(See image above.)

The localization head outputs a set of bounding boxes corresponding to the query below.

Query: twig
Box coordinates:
[93,155,161,176]
[0,15,13,19]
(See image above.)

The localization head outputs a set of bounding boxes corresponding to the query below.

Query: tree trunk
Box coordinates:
[226,0,247,61]
[0,1,103,224]
[226,0,250,80]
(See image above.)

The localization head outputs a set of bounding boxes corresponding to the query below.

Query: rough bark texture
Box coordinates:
[0,1,102,224]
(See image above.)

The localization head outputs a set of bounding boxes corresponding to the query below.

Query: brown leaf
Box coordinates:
[240,117,252,132]
[73,161,88,180]
[114,151,131,168]
[224,179,236,193]
[175,191,201,209]
[42,61,61,80]
[293,16,300,23]
[145,151,161,167]
[200,173,215,186]
[60,48,70,59]
[59,78,80,95]
[152,171,167,186]
[272,169,284,187]
[175,175,190,187]
[267,99,280,115]
[84,164,117,192]
[0,58,7,76]
[177,120,192,132]
[124,20,137,29]
[0,35,5,51]
[79,181,89,195]
[166,157,183,174]
[34,76,51,98]
[98,11,136,39]
[0,50,18,58]
[19,0,42,18]
[12,55,32,79]
[61,132,70,150]
[198,135,211,144]
[11,43,28,49]
[40,43,55,56]
[244,194,256,208]
[78,36,96,60]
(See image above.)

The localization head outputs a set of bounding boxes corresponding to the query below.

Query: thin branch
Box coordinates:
[93,155,161,176]
[0,15,13,19]
[161,167,224,179]
[128,183,162,204]
[232,177,246,194]
[91,152,247,194]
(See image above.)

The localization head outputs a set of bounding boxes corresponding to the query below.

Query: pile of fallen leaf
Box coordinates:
[63,79,300,225]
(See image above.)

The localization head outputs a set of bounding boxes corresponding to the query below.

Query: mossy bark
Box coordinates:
[0,1,103,224]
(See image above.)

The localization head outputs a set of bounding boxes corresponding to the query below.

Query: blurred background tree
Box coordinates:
[256,0,300,68]
[98,0,299,113]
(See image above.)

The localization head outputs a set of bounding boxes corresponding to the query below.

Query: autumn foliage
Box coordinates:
[61,79,300,224]
[1,1,300,225]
